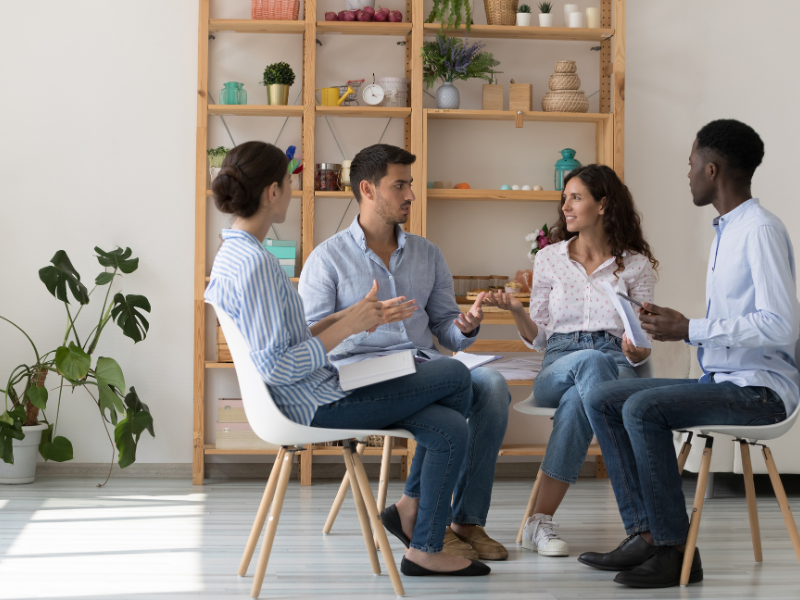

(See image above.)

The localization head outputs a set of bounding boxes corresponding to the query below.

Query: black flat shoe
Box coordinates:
[578,533,657,571]
[379,505,410,548]
[400,557,491,577]
[614,546,703,588]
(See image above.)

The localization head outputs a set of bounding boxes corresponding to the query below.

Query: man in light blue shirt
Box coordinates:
[579,120,799,588]
[300,144,511,561]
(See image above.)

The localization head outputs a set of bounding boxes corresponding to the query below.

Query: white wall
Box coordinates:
[2,0,799,466]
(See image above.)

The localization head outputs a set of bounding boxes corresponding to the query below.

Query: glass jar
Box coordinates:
[315,163,342,191]
[341,160,352,191]
[220,81,247,105]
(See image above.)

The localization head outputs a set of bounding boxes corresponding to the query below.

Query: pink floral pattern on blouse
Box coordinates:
[523,237,655,354]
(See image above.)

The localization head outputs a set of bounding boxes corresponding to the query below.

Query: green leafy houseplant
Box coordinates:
[0,247,154,485]
[537,1,551,13]
[261,62,296,86]
[518,4,531,13]
[207,147,230,168]
[421,34,500,90]
[426,0,472,33]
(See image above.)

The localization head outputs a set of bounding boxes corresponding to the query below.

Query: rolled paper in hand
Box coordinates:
[586,7,599,28]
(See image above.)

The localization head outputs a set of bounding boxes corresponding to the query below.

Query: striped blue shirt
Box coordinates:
[205,229,347,425]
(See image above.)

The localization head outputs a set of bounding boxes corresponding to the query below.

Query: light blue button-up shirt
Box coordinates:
[688,198,800,414]
[299,215,478,364]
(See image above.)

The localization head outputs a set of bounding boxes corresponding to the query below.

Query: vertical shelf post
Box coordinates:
[301,0,317,266]
[408,0,425,236]
[193,0,210,486]
[613,0,625,179]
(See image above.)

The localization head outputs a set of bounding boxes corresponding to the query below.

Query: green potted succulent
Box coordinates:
[207,146,230,182]
[0,247,154,486]
[516,4,532,26]
[538,1,553,26]
[260,62,296,106]
[422,34,500,109]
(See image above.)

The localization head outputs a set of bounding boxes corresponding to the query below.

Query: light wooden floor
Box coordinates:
[1,476,798,600]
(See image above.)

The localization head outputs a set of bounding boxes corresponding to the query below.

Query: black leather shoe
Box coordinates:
[614,546,703,588]
[578,534,657,571]
[400,557,491,577]
[379,505,410,548]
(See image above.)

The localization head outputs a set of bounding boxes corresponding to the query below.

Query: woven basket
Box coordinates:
[484,0,519,26]
[549,73,581,91]
[365,435,385,447]
[554,60,577,73]
[542,90,589,113]
[252,0,300,20]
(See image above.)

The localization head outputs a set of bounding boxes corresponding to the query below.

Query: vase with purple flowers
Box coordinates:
[422,34,500,110]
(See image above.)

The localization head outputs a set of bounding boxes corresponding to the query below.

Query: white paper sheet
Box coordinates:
[600,281,652,349]
[451,352,502,371]
[484,356,545,380]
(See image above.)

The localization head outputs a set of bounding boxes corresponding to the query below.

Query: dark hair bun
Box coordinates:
[212,165,255,216]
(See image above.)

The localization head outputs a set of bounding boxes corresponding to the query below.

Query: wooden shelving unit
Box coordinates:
[193,0,624,484]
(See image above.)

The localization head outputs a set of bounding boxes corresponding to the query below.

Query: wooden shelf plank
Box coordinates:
[427,108,610,124]
[427,188,561,202]
[208,105,304,117]
[205,362,235,368]
[315,190,356,198]
[205,277,299,283]
[499,443,602,456]
[312,446,409,456]
[208,19,305,34]
[316,106,411,118]
[423,23,614,42]
[508,380,534,386]
[204,444,283,455]
[206,189,302,198]
[316,21,412,36]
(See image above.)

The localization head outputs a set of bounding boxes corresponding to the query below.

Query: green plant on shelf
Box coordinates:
[518,4,532,13]
[426,0,472,33]
[261,62,296,86]
[422,34,500,89]
[0,247,154,486]
[207,147,229,168]
[537,1,552,13]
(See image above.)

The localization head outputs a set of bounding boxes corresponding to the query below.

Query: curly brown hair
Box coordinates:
[551,164,658,277]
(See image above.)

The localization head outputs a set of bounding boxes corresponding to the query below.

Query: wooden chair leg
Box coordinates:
[373,437,393,549]
[681,436,713,586]
[250,449,295,599]
[322,442,366,534]
[762,445,800,567]
[239,447,286,576]
[677,431,693,475]
[343,445,381,575]
[740,441,762,562]
[351,448,406,597]
[516,466,543,545]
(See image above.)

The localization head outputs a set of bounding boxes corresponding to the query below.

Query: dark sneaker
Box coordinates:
[614,546,703,588]
[578,533,657,571]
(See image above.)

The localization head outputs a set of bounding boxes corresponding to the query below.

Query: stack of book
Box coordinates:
[215,398,280,450]
[262,238,296,277]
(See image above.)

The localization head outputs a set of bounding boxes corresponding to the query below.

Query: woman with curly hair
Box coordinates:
[484,164,658,557]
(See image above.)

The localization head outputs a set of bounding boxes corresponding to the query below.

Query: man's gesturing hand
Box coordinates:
[454,292,485,334]
[347,279,384,334]
[639,302,691,342]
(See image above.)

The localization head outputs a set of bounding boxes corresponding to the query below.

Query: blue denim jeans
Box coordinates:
[311,359,473,552]
[403,366,511,526]
[533,331,636,484]
[584,377,787,545]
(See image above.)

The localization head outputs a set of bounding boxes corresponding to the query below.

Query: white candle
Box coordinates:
[586,7,599,28]
[563,3,578,27]
[568,10,584,28]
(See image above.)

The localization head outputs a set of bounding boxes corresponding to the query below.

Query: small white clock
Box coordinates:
[362,83,385,106]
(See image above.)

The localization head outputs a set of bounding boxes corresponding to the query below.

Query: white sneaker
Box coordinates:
[521,513,569,556]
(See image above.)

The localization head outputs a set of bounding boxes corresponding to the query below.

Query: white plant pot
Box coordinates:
[435,82,460,110]
[538,13,553,27]
[516,13,532,26]
[209,167,222,183]
[0,424,48,484]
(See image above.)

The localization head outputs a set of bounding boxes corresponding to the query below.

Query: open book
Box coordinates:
[451,352,503,371]
[338,350,417,392]
[600,281,652,349]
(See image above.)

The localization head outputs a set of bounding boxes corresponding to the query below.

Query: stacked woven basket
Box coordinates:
[542,61,589,113]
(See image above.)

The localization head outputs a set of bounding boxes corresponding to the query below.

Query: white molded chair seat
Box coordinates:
[210,303,409,598]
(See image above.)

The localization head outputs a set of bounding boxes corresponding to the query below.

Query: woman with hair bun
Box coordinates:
[205,141,489,577]
[484,164,658,557]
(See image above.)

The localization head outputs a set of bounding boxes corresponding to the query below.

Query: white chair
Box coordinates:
[210,303,411,599]
[512,341,691,545]
[677,338,800,586]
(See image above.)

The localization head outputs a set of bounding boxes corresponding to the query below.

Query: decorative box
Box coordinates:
[509,82,533,112]
[215,422,280,450]
[217,326,231,362]
[218,398,247,423]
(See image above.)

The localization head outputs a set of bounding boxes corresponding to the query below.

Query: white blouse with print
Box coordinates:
[523,238,655,357]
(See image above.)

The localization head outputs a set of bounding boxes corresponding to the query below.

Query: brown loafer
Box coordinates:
[442,526,479,559]
[452,526,508,561]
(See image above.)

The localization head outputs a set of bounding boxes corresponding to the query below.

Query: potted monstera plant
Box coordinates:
[0,247,154,486]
